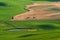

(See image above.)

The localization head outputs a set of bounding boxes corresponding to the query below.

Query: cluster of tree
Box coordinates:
[0,2,7,6]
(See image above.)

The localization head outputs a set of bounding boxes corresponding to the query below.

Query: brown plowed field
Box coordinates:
[13,2,60,20]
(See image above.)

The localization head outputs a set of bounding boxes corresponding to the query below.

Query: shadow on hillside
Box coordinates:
[18,34,38,38]
[36,24,58,30]
[0,2,7,6]
[51,8,60,11]
[46,8,60,12]
[32,0,60,2]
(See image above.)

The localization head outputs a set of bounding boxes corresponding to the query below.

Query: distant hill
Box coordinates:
[33,0,60,2]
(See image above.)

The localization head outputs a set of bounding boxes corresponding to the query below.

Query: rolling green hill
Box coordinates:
[0,20,60,40]
[0,0,60,40]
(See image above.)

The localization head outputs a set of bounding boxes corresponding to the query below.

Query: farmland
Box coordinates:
[0,0,60,40]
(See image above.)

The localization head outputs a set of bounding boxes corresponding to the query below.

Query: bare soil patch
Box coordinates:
[13,2,60,20]
[0,24,5,26]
